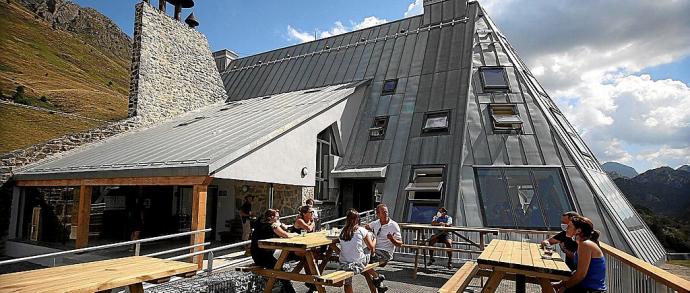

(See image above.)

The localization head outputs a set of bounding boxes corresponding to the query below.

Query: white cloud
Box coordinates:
[353,16,387,30]
[287,25,315,43]
[404,0,423,17]
[483,0,690,171]
[287,16,388,44]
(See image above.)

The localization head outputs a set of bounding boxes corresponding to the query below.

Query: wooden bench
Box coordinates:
[314,262,380,291]
[402,243,482,278]
[236,262,382,292]
[235,265,263,272]
[438,261,480,293]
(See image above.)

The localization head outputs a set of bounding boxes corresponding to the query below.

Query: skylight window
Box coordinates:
[382,79,398,95]
[480,67,510,91]
[369,116,389,140]
[489,104,522,133]
[422,111,450,134]
[475,167,573,230]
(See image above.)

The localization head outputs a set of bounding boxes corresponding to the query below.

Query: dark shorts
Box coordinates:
[369,249,393,264]
[433,232,450,242]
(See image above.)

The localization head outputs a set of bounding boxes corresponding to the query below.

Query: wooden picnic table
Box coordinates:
[0,256,197,293]
[257,230,341,293]
[399,223,499,277]
[477,239,572,293]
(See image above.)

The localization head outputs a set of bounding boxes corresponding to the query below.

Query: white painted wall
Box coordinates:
[211,179,236,240]
[213,87,365,186]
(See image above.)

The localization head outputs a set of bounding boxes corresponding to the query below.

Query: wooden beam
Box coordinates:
[75,186,92,249]
[190,184,207,270]
[16,176,210,187]
[158,0,165,12]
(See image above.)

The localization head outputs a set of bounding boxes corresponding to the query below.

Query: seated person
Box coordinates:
[365,203,402,290]
[291,205,316,234]
[250,209,297,293]
[427,207,454,269]
[541,211,580,270]
[339,209,386,293]
[553,216,607,293]
[305,198,319,220]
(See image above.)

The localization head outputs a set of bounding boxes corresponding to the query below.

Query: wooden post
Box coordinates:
[174,3,181,20]
[75,186,92,249]
[158,0,165,12]
[190,184,207,269]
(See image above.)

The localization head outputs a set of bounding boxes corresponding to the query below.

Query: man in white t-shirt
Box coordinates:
[365,203,402,291]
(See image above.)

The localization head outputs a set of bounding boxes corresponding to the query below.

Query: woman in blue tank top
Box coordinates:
[553,216,607,293]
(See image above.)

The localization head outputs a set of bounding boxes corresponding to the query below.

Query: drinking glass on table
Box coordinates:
[542,243,554,259]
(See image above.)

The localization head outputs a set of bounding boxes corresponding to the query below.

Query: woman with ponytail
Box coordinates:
[338,209,385,292]
[553,216,607,293]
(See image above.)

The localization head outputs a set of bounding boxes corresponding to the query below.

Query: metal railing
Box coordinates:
[0,228,211,267]
[184,209,377,277]
[320,209,375,228]
[602,243,690,293]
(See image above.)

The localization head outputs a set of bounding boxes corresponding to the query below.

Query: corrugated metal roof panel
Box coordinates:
[15,82,362,180]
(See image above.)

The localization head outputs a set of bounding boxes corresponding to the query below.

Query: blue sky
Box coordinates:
[73,0,413,56]
[73,0,690,173]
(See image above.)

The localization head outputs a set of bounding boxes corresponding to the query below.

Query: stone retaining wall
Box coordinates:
[0,118,140,185]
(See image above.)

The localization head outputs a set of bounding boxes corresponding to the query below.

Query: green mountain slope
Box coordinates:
[0,1,130,154]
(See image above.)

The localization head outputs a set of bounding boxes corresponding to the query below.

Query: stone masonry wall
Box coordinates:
[128,3,227,123]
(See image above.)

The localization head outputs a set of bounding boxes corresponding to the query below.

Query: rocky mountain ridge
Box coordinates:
[13,0,131,60]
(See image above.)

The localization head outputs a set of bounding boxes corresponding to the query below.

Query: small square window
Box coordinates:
[489,104,522,133]
[422,111,450,134]
[382,79,398,95]
[369,116,389,140]
[480,67,510,91]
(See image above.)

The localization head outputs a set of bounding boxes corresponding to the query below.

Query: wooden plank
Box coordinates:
[438,262,479,293]
[190,184,208,269]
[16,176,210,187]
[75,185,92,248]
[0,257,196,293]
[481,270,505,293]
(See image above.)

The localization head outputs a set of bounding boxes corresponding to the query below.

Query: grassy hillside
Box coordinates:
[0,1,130,153]
[0,103,101,152]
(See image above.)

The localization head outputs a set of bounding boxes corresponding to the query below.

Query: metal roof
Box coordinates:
[14,82,363,180]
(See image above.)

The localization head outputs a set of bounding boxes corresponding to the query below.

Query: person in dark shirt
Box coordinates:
[291,205,315,234]
[541,211,580,270]
[240,195,254,241]
[251,209,297,293]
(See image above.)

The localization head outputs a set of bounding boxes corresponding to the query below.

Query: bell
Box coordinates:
[166,0,194,8]
[185,12,199,28]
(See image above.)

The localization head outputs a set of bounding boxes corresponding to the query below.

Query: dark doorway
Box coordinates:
[340,179,382,214]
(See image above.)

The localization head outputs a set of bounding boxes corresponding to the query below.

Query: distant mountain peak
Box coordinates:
[678,165,690,173]
[602,162,638,179]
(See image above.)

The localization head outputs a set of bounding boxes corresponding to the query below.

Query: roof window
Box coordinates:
[382,79,398,95]
[422,111,450,134]
[480,67,510,91]
[369,116,389,140]
[489,104,522,133]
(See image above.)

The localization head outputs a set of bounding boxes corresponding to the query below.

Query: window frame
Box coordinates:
[480,67,511,92]
[369,116,389,141]
[474,167,575,231]
[422,110,451,135]
[381,79,398,95]
[489,103,523,134]
[404,165,447,223]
